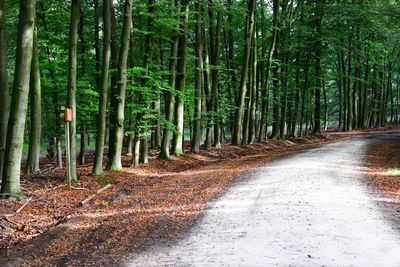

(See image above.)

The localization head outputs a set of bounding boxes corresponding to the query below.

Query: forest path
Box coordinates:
[128,132,400,267]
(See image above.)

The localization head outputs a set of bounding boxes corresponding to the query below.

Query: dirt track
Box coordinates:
[2,130,400,266]
[128,132,400,266]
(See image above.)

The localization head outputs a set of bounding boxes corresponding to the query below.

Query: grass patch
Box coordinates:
[98,177,118,186]
[388,168,400,176]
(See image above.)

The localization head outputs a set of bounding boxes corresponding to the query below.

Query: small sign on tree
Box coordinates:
[65,108,72,122]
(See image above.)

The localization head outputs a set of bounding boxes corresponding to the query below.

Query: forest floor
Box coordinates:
[0,126,399,266]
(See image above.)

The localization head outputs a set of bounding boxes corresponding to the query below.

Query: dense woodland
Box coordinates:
[1,0,400,197]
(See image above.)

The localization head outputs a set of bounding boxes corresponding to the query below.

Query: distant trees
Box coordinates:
[1,0,400,197]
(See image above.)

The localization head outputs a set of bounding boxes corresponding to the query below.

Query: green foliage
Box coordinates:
[98,177,118,186]
[388,168,400,177]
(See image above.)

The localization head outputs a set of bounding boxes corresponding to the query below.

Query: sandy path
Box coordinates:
[128,133,400,267]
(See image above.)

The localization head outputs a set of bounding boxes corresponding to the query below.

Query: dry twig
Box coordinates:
[80,184,112,206]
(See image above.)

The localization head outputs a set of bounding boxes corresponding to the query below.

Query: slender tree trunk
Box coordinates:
[313,0,324,134]
[93,0,100,89]
[346,32,353,131]
[136,0,154,166]
[131,137,140,167]
[159,12,179,160]
[0,0,9,179]
[323,80,328,131]
[78,4,85,74]
[213,12,222,148]
[1,0,36,196]
[226,0,236,136]
[107,0,133,171]
[172,2,189,156]
[139,137,148,164]
[337,52,343,130]
[38,1,62,168]
[107,4,120,159]
[92,0,111,175]
[203,25,213,150]
[248,24,257,144]
[25,28,41,175]
[151,42,163,149]
[271,29,281,139]
[361,45,370,128]
[291,49,301,137]
[66,0,79,181]
[258,0,279,142]
[126,134,133,156]
[192,0,203,153]
[232,0,256,145]
[208,1,222,149]
[78,124,86,164]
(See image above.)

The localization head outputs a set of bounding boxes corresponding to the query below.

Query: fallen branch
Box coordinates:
[71,186,89,191]
[33,184,64,194]
[5,197,33,217]
[80,184,112,206]
[0,219,15,231]
[41,167,56,175]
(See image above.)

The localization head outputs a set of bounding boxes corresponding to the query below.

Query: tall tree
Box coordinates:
[37,0,62,169]
[258,0,279,142]
[25,28,42,174]
[192,0,204,153]
[107,0,133,171]
[66,0,80,181]
[172,1,189,156]
[0,0,8,179]
[313,0,324,133]
[232,0,256,145]
[93,0,112,176]
[1,0,36,196]
[160,1,179,160]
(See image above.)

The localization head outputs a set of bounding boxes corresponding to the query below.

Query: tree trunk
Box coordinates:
[131,137,140,168]
[248,24,257,144]
[37,1,62,168]
[0,0,9,179]
[93,0,111,176]
[78,3,85,74]
[172,2,189,156]
[66,0,79,181]
[313,0,324,134]
[139,137,148,164]
[323,80,328,131]
[107,0,133,171]
[1,0,36,196]
[134,0,154,166]
[346,32,353,131]
[258,0,279,142]
[159,14,179,160]
[25,28,41,175]
[208,1,222,149]
[232,0,256,145]
[192,0,203,153]
[107,4,120,159]
[79,124,86,164]
[151,42,163,149]
[93,0,100,89]
[203,25,212,150]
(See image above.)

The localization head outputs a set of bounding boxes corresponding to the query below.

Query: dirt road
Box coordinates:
[128,132,400,267]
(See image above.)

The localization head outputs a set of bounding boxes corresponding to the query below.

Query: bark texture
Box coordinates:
[1,0,36,196]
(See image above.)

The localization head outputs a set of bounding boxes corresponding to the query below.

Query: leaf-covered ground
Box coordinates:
[0,127,396,266]
[363,134,400,202]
